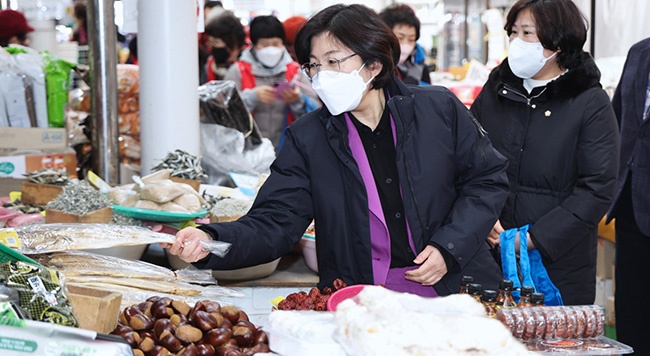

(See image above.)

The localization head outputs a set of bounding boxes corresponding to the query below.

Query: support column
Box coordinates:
[87,0,119,184]
[138,0,200,175]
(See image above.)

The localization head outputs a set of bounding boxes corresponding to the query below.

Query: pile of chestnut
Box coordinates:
[112,296,269,356]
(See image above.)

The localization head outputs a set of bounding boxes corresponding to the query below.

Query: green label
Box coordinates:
[0,162,14,175]
[0,337,36,352]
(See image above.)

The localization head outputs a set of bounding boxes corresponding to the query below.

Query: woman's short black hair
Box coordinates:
[205,14,246,50]
[249,15,285,45]
[295,4,399,90]
[378,4,421,40]
[505,0,588,69]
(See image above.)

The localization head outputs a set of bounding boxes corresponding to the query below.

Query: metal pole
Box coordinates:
[87,0,120,185]
[590,0,596,56]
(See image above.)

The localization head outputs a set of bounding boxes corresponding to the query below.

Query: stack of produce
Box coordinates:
[112,297,269,356]
[47,180,112,215]
[276,279,347,311]
[108,169,207,213]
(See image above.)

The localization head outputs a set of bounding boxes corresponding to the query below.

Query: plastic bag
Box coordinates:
[200,123,275,186]
[0,260,78,327]
[10,223,231,257]
[7,46,48,128]
[0,48,33,127]
[198,80,263,149]
[42,52,76,128]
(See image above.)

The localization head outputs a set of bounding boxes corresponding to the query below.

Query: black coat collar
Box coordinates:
[491,51,602,100]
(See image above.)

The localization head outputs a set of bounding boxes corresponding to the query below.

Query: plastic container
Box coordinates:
[327,285,369,311]
[300,234,317,273]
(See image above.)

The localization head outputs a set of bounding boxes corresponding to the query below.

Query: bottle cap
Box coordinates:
[520,286,535,297]
[499,279,514,291]
[461,275,474,286]
[531,292,545,305]
[481,289,498,303]
[468,283,482,295]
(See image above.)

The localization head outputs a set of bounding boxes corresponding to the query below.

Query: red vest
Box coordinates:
[237,61,300,124]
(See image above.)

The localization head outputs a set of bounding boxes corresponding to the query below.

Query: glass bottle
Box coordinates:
[468,283,482,303]
[496,279,516,309]
[531,292,545,306]
[517,286,534,307]
[481,290,498,318]
[459,275,474,294]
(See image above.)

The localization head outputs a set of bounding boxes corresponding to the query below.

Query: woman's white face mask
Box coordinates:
[255,46,284,67]
[399,44,415,64]
[508,38,557,79]
[311,63,374,116]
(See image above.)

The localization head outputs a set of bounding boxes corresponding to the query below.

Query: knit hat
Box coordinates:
[0,10,34,40]
[282,16,307,46]
[249,15,285,45]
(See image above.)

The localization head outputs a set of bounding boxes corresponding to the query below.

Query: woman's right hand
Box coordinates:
[487,220,504,247]
[161,227,211,263]
[256,85,277,104]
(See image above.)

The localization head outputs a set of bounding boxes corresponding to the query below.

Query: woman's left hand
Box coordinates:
[404,245,448,286]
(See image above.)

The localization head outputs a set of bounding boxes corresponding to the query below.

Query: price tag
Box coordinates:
[86,171,112,193]
[0,229,21,248]
[8,192,21,202]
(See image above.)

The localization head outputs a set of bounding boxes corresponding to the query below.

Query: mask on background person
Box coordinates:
[399,44,415,64]
[311,63,374,116]
[255,46,284,68]
[508,38,557,79]
[211,47,230,65]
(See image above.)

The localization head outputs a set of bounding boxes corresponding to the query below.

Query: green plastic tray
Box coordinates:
[0,242,39,265]
[112,205,208,223]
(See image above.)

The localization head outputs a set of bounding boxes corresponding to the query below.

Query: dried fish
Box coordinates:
[151,149,208,182]
[46,180,112,214]
[3,200,44,214]
[23,169,70,186]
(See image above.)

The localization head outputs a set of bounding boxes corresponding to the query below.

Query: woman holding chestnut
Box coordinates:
[165,4,509,297]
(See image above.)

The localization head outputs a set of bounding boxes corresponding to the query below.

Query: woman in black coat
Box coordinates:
[470,0,619,305]
[165,4,509,296]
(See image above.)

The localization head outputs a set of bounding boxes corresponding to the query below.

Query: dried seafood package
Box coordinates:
[0,261,78,327]
[10,223,231,257]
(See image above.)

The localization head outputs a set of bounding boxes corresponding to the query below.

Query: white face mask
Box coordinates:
[399,44,415,64]
[311,63,374,116]
[255,46,284,67]
[508,38,557,79]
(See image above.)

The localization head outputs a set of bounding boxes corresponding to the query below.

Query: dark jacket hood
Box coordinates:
[491,51,602,100]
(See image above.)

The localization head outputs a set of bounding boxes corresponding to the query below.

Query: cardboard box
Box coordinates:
[20,181,64,206]
[45,207,113,224]
[0,127,67,152]
[597,238,615,279]
[67,285,122,334]
[0,151,77,179]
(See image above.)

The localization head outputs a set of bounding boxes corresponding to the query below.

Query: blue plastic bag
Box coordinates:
[500,225,563,306]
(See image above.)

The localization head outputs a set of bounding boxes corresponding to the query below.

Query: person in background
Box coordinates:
[379,3,431,85]
[282,15,307,62]
[0,9,34,47]
[204,14,247,82]
[470,0,619,305]
[204,1,226,23]
[223,15,316,151]
[72,3,88,45]
[126,36,138,65]
[608,36,650,355]
[165,4,508,297]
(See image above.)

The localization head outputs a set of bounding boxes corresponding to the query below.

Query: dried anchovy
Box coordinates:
[3,200,44,214]
[111,213,144,227]
[151,149,208,182]
[23,169,70,186]
[201,191,228,211]
[46,180,112,214]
